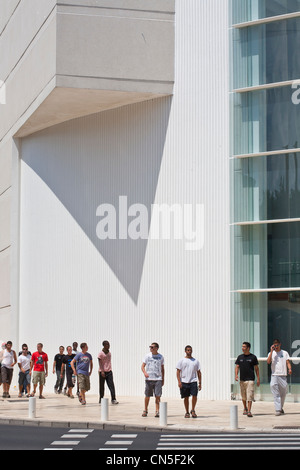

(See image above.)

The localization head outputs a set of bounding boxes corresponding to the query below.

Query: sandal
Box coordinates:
[247,411,253,417]
[155,411,159,418]
[142,410,148,417]
[185,412,190,418]
[243,408,248,415]
[191,410,197,418]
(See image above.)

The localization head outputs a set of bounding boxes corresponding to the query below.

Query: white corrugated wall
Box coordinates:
[19,0,230,399]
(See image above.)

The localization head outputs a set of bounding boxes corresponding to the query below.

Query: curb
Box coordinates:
[0,416,298,433]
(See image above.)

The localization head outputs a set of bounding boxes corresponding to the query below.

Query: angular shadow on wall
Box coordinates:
[21,96,173,304]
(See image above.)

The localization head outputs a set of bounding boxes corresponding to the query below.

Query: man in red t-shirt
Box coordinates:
[30,343,48,399]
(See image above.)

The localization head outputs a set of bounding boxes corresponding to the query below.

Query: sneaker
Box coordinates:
[275,411,282,416]
[111,399,119,404]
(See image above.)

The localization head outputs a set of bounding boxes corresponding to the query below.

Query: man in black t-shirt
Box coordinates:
[235,342,260,417]
[53,346,65,394]
[61,346,76,398]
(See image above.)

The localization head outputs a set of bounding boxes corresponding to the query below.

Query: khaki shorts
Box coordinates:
[240,380,255,402]
[78,374,90,392]
[32,371,45,385]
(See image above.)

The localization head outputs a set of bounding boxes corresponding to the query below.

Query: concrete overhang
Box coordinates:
[15,85,171,138]
[1,0,175,140]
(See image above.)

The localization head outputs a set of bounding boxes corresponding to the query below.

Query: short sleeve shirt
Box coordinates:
[143,353,164,380]
[98,351,112,372]
[17,354,31,371]
[176,357,201,383]
[63,354,76,370]
[235,353,258,381]
[74,352,92,376]
[31,351,48,372]
[271,350,290,376]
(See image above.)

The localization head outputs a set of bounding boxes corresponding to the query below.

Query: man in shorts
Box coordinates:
[61,346,76,398]
[1,341,17,398]
[30,343,48,399]
[17,344,31,397]
[71,343,93,405]
[141,342,164,418]
[235,342,260,417]
[176,345,201,418]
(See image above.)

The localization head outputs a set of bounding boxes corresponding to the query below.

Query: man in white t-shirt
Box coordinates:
[17,344,31,397]
[176,345,201,418]
[141,342,164,418]
[267,339,292,416]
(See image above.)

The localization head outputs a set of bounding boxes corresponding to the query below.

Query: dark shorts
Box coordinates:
[66,368,74,388]
[180,382,198,398]
[145,380,162,397]
[1,366,13,385]
[19,370,31,387]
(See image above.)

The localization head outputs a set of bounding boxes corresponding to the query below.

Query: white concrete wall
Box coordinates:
[18,0,230,399]
[0,0,174,345]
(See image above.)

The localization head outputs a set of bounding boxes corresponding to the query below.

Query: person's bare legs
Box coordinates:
[155,396,160,414]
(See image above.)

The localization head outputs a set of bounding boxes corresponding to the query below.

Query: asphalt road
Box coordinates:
[0,425,299,455]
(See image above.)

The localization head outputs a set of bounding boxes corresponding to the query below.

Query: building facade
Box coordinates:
[0,0,299,400]
[231,0,300,398]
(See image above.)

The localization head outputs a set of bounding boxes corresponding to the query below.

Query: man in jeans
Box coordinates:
[235,342,260,417]
[98,340,119,405]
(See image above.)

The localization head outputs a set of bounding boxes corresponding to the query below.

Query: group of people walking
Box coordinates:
[0,337,293,417]
[0,340,118,406]
[235,339,292,417]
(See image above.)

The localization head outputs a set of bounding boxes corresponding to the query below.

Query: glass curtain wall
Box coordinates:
[230,1,300,400]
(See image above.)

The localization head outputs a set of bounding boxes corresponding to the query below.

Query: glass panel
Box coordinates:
[232,0,300,24]
[232,153,300,222]
[231,291,300,400]
[232,222,300,290]
[232,18,300,89]
[233,86,300,155]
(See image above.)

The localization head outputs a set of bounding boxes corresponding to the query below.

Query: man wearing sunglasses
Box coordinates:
[141,343,164,418]
[267,339,292,416]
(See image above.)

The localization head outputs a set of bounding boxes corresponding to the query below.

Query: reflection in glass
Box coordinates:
[232,18,300,89]
[231,291,300,393]
[232,153,300,222]
[233,86,300,155]
[232,222,300,290]
[232,0,300,24]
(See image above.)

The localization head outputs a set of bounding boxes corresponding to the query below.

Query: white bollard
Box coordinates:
[29,397,36,419]
[159,402,167,426]
[101,397,109,421]
[230,404,238,430]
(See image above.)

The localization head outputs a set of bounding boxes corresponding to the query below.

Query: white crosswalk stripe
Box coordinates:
[157,433,300,450]
[44,428,94,450]
[100,433,138,451]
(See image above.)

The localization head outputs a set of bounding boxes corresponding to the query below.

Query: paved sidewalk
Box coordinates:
[1,394,300,432]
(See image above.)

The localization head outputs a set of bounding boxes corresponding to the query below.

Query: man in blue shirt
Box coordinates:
[71,343,93,405]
